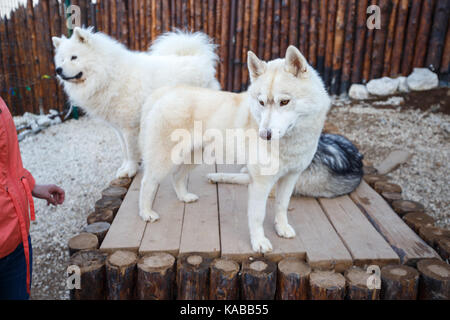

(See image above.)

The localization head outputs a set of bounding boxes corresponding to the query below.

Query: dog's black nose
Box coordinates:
[266,130,272,140]
[56,67,62,75]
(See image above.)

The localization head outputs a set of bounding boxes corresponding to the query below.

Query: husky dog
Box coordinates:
[139,46,331,253]
[209,133,364,198]
[52,27,219,178]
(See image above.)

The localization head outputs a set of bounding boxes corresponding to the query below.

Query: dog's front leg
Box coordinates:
[274,171,301,238]
[247,176,277,253]
[116,128,139,178]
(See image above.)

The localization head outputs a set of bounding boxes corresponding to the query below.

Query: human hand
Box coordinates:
[32,184,65,206]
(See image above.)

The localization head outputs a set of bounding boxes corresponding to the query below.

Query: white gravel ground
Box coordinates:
[19,117,121,300]
[18,98,449,300]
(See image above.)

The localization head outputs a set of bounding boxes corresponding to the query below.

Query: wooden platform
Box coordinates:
[101,164,440,269]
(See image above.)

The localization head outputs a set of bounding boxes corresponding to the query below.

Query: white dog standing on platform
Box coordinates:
[139,46,330,253]
[52,27,219,178]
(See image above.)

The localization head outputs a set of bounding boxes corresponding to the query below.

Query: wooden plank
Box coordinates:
[100,172,147,253]
[289,198,352,272]
[139,177,185,256]
[319,196,400,267]
[217,165,260,261]
[350,181,441,266]
[178,165,220,258]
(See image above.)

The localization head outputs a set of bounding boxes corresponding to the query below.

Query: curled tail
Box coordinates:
[149,30,220,89]
[294,134,364,198]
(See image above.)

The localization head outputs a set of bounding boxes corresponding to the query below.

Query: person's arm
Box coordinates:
[32,184,65,206]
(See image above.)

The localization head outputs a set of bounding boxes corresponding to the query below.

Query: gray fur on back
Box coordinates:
[294,133,364,198]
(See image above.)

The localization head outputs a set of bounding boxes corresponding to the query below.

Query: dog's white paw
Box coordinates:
[275,223,296,238]
[251,236,273,253]
[139,209,160,222]
[179,193,199,203]
[116,161,138,178]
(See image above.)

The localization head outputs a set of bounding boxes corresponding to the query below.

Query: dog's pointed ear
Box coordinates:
[247,51,266,81]
[73,27,91,44]
[284,46,308,77]
[52,36,62,49]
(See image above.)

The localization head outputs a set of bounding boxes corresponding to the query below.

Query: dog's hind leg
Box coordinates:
[274,171,301,239]
[172,164,199,203]
[247,175,278,253]
[117,128,139,178]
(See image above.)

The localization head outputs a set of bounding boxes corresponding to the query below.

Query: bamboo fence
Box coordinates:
[0,0,449,115]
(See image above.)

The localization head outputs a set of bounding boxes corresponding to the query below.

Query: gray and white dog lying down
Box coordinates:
[208,133,364,198]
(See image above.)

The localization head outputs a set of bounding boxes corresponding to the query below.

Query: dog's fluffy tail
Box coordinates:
[293,134,364,198]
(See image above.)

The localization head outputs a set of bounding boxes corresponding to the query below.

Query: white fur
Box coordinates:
[139,46,330,253]
[53,27,220,178]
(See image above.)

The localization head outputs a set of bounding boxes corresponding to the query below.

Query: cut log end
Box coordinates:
[177,254,212,300]
[209,258,240,300]
[381,192,402,204]
[106,250,138,300]
[381,265,419,300]
[419,226,450,247]
[101,186,128,200]
[436,238,450,261]
[277,258,311,300]
[107,250,138,269]
[241,258,277,300]
[309,270,346,300]
[82,222,110,243]
[95,197,122,215]
[363,174,389,187]
[374,181,402,194]
[402,212,435,233]
[87,209,114,225]
[345,267,380,300]
[417,259,450,300]
[68,233,99,256]
[137,253,176,300]
[392,200,425,216]
[109,177,132,189]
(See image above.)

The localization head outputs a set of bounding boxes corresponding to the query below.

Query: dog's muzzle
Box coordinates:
[259,129,272,140]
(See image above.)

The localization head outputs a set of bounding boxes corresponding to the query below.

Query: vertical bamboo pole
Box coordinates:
[288,0,299,49]
[271,0,281,59]
[241,0,252,90]
[233,0,244,92]
[370,0,391,79]
[175,0,182,28]
[362,0,377,83]
[227,0,237,91]
[382,0,399,77]
[400,0,422,75]
[425,0,450,71]
[340,0,356,94]
[208,0,215,38]
[330,0,347,95]
[202,0,208,33]
[219,0,230,89]
[299,0,309,58]
[263,0,273,61]
[162,0,170,32]
[390,0,409,76]
[308,0,319,67]
[413,0,435,69]
[257,0,267,58]
[351,0,368,84]
[324,0,337,88]
[139,0,146,49]
[279,0,289,55]
[317,0,328,76]
[194,0,201,31]
[249,0,260,52]
[103,0,110,34]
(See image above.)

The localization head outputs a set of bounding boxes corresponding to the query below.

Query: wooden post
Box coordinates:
[240,0,252,90]
[87,209,114,225]
[232,0,244,92]
[299,0,309,58]
[136,252,176,300]
[330,0,346,95]
[419,226,450,248]
[228,0,237,91]
[390,0,409,76]
[425,0,450,71]
[362,0,376,83]
[324,0,337,87]
[219,0,230,89]
[380,265,419,300]
[83,222,110,244]
[110,177,132,189]
[177,254,211,300]
[241,258,277,300]
[345,267,380,300]
[105,250,138,300]
[340,0,356,94]
[102,186,128,200]
[412,0,435,68]
[308,0,319,68]
[68,232,99,256]
[380,192,402,204]
[316,0,328,76]
[373,181,402,194]
[270,0,280,60]
[439,22,450,82]
[69,249,107,300]
[276,258,311,300]
[402,212,435,233]
[209,258,240,300]
[400,0,422,75]
[309,270,346,300]
[417,259,450,300]
[263,0,273,61]
[370,0,390,79]
[391,200,425,217]
[95,197,122,216]
[436,238,450,261]
[382,0,399,77]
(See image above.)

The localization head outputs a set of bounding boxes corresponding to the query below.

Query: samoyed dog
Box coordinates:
[52,27,220,178]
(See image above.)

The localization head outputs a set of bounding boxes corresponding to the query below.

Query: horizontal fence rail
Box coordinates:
[0,0,449,115]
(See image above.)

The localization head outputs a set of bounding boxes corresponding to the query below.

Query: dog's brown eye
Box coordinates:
[259,100,265,106]
[71,56,77,60]
[280,100,290,106]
